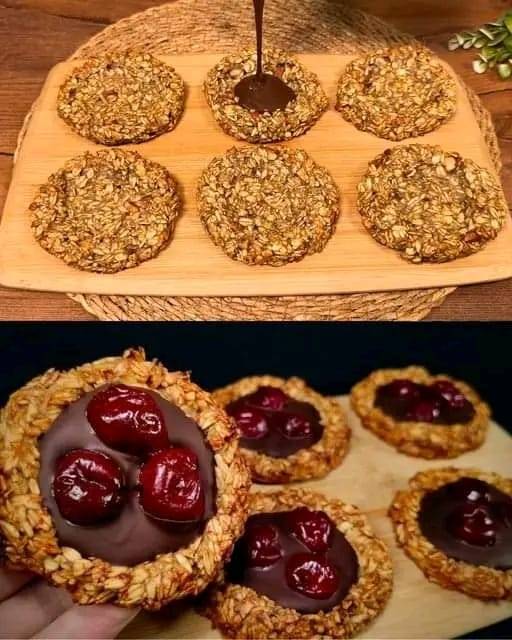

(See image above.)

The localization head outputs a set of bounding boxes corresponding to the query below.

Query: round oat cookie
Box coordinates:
[0,348,251,609]
[358,144,507,263]
[198,146,340,266]
[30,148,181,273]
[57,51,185,145]
[202,489,393,639]
[389,467,512,600]
[204,48,328,143]
[336,45,457,141]
[213,375,350,483]
[350,366,490,459]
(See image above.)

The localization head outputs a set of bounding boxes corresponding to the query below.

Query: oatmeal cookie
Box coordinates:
[350,366,490,459]
[202,489,393,639]
[57,51,185,145]
[0,348,251,610]
[213,375,350,483]
[358,144,507,263]
[204,49,328,143]
[198,146,340,266]
[389,467,512,600]
[30,148,181,273]
[336,45,457,141]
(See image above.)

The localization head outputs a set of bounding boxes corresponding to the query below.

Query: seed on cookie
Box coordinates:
[30,148,181,273]
[57,51,185,145]
[204,48,328,143]
[197,146,340,267]
[357,144,507,263]
[336,45,457,141]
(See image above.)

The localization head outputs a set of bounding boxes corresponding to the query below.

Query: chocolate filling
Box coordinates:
[419,478,512,569]
[38,387,216,566]
[228,511,359,613]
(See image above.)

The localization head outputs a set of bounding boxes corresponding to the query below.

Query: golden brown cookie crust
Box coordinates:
[336,45,457,141]
[204,49,328,143]
[350,366,490,459]
[213,376,350,483]
[57,51,185,145]
[202,488,393,639]
[197,146,340,267]
[389,467,512,600]
[0,348,251,610]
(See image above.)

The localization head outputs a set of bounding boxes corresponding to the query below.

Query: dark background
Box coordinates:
[0,322,511,638]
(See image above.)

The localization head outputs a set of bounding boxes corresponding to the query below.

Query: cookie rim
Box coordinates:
[202,488,393,639]
[212,375,350,483]
[356,144,507,264]
[388,467,512,600]
[30,147,181,274]
[350,366,490,459]
[0,348,251,610]
[197,145,340,267]
[335,44,457,141]
[57,50,186,145]
[204,48,328,143]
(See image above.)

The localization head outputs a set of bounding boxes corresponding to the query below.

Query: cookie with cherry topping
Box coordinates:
[351,366,490,459]
[213,375,350,483]
[201,489,392,639]
[0,348,250,610]
[389,467,512,600]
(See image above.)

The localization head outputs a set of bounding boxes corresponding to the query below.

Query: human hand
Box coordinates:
[0,566,139,639]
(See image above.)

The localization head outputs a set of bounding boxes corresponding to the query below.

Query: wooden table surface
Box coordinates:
[0,0,511,321]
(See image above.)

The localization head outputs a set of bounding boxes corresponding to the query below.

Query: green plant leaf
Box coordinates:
[497,62,512,79]
[479,26,495,39]
[488,32,508,47]
[481,45,497,60]
[448,36,461,51]
[504,34,512,51]
[473,59,488,74]
[504,13,512,33]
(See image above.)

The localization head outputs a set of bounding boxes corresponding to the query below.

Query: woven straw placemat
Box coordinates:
[16,0,502,320]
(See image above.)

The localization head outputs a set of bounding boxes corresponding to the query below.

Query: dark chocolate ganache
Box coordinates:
[38,384,216,566]
[228,508,359,613]
[226,386,323,458]
[418,477,512,569]
[234,0,296,113]
[374,378,475,425]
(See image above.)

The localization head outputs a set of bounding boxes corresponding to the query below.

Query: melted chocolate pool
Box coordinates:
[419,478,512,569]
[228,510,359,613]
[38,386,216,565]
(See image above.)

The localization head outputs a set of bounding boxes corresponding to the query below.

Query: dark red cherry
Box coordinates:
[287,507,333,552]
[285,553,340,599]
[247,386,288,411]
[53,449,124,526]
[405,398,442,423]
[139,447,204,522]
[379,379,421,401]
[278,414,313,439]
[227,403,268,439]
[446,503,497,547]
[86,384,169,455]
[245,523,282,568]
[448,478,492,504]
[430,380,466,407]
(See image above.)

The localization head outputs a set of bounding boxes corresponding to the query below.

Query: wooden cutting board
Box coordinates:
[0,54,511,297]
[120,396,512,640]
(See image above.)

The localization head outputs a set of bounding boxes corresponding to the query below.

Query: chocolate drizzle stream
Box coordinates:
[234,0,296,112]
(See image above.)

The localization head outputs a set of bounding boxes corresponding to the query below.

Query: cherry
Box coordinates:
[430,380,475,424]
[245,523,282,568]
[278,414,313,440]
[86,384,169,455]
[375,379,421,418]
[287,507,333,552]
[285,553,340,599]
[139,447,204,522]
[53,449,124,526]
[446,503,497,547]
[448,478,492,504]
[430,380,466,407]
[247,386,288,411]
[405,398,442,423]
[226,403,268,440]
